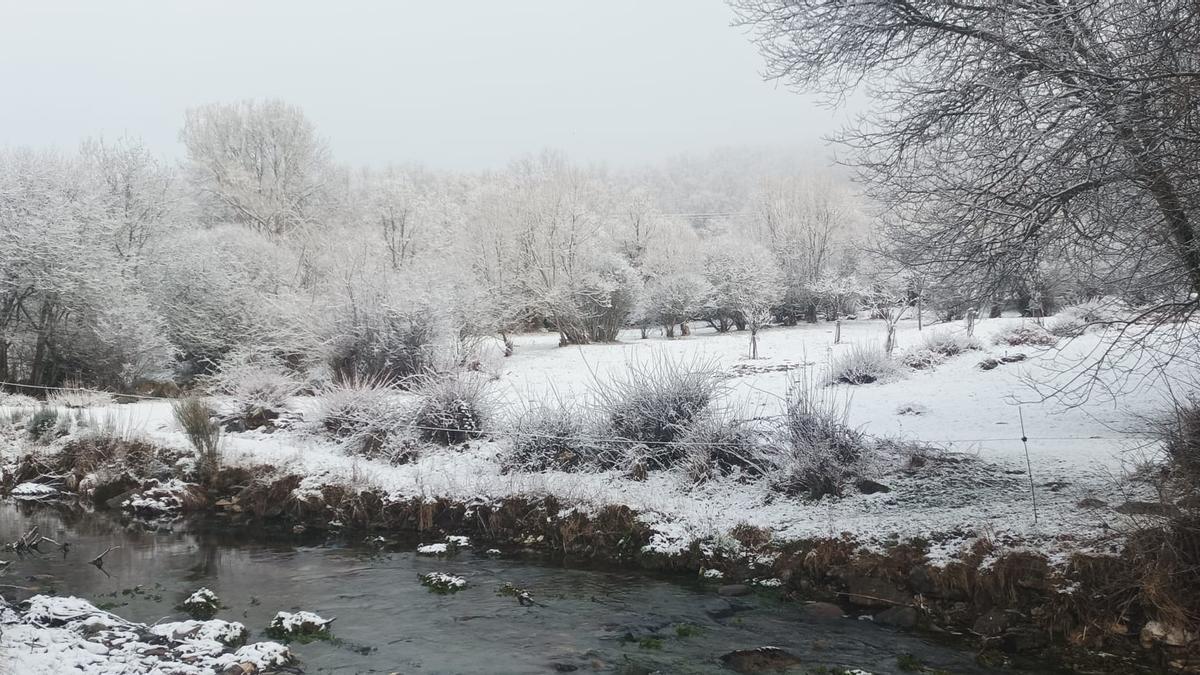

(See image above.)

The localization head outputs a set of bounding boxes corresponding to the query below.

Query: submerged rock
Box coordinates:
[720,646,803,673]
[717,584,751,597]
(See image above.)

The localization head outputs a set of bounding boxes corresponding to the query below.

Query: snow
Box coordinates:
[421,572,468,590]
[269,610,332,634]
[1,595,290,675]
[11,482,60,499]
[149,618,246,645]
[3,318,1176,569]
[416,543,449,555]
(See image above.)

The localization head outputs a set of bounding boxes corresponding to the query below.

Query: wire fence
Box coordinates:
[0,379,1158,448]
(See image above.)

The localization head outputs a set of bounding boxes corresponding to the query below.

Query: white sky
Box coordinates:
[0,0,857,170]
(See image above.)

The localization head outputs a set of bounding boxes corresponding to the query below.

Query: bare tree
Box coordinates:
[732,0,1200,338]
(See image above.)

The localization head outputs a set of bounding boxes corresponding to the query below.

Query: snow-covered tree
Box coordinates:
[182,99,335,237]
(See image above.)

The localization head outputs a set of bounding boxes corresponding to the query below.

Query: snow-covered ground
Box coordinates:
[0,316,1179,566]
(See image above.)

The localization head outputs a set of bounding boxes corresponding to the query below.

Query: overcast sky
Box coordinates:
[0,1,856,170]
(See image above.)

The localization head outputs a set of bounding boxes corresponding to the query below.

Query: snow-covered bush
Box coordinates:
[772,374,871,499]
[505,401,601,472]
[0,392,38,408]
[993,323,1058,347]
[679,413,768,484]
[312,377,418,462]
[46,379,114,408]
[1048,299,1120,337]
[899,348,944,371]
[593,354,724,468]
[26,407,62,443]
[827,342,901,385]
[411,374,491,445]
[202,347,303,430]
[920,330,982,357]
[325,299,446,386]
[642,273,712,338]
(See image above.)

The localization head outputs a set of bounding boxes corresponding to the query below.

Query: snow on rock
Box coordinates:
[421,572,468,594]
[268,610,333,636]
[1,595,291,674]
[180,587,221,619]
[11,482,60,500]
[149,618,247,646]
[123,478,195,515]
[416,543,449,555]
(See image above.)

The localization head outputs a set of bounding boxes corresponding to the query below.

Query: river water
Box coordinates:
[0,501,1035,674]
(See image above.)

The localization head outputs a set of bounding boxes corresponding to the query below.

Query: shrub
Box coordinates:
[505,401,601,472]
[0,392,38,408]
[592,354,724,468]
[202,347,303,430]
[46,378,114,408]
[172,398,221,483]
[1160,397,1200,492]
[827,342,901,385]
[678,413,769,484]
[327,304,444,386]
[26,407,61,443]
[920,330,982,357]
[993,323,1058,347]
[312,376,418,462]
[411,374,491,445]
[771,373,871,499]
[1048,299,1120,337]
[899,348,944,371]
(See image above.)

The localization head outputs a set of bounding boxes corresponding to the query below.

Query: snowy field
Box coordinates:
[1,316,1177,566]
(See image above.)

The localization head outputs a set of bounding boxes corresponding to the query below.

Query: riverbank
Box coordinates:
[1,319,1196,672]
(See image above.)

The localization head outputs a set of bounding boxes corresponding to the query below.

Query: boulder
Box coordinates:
[874,606,919,629]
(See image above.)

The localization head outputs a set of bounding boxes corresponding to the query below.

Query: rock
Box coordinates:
[104,487,143,511]
[1001,626,1051,651]
[978,358,1000,371]
[550,664,579,672]
[1076,497,1107,509]
[720,647,803,673]
[798,602,844,621]
[843,577,910,608]
[1115,501,1181,517]
[999,353,1027,363]
[854,479,890,495]
[973,608,1018,637]
[1141,620,1198,648]
[704,599,753,620]
[907,565,937,595]
[717,584,751,597]
[874,606,919,629]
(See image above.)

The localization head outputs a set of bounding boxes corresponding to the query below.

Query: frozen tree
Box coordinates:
[182,99,335,237]
[80,136,182,271]
[733,0,1200,333]
[702,236,783,333]
[751,174,862,324]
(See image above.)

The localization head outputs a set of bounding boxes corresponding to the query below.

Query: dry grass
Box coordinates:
[172,397,222,483]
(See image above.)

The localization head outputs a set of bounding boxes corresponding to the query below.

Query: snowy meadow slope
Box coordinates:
[3,315,1171,566]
